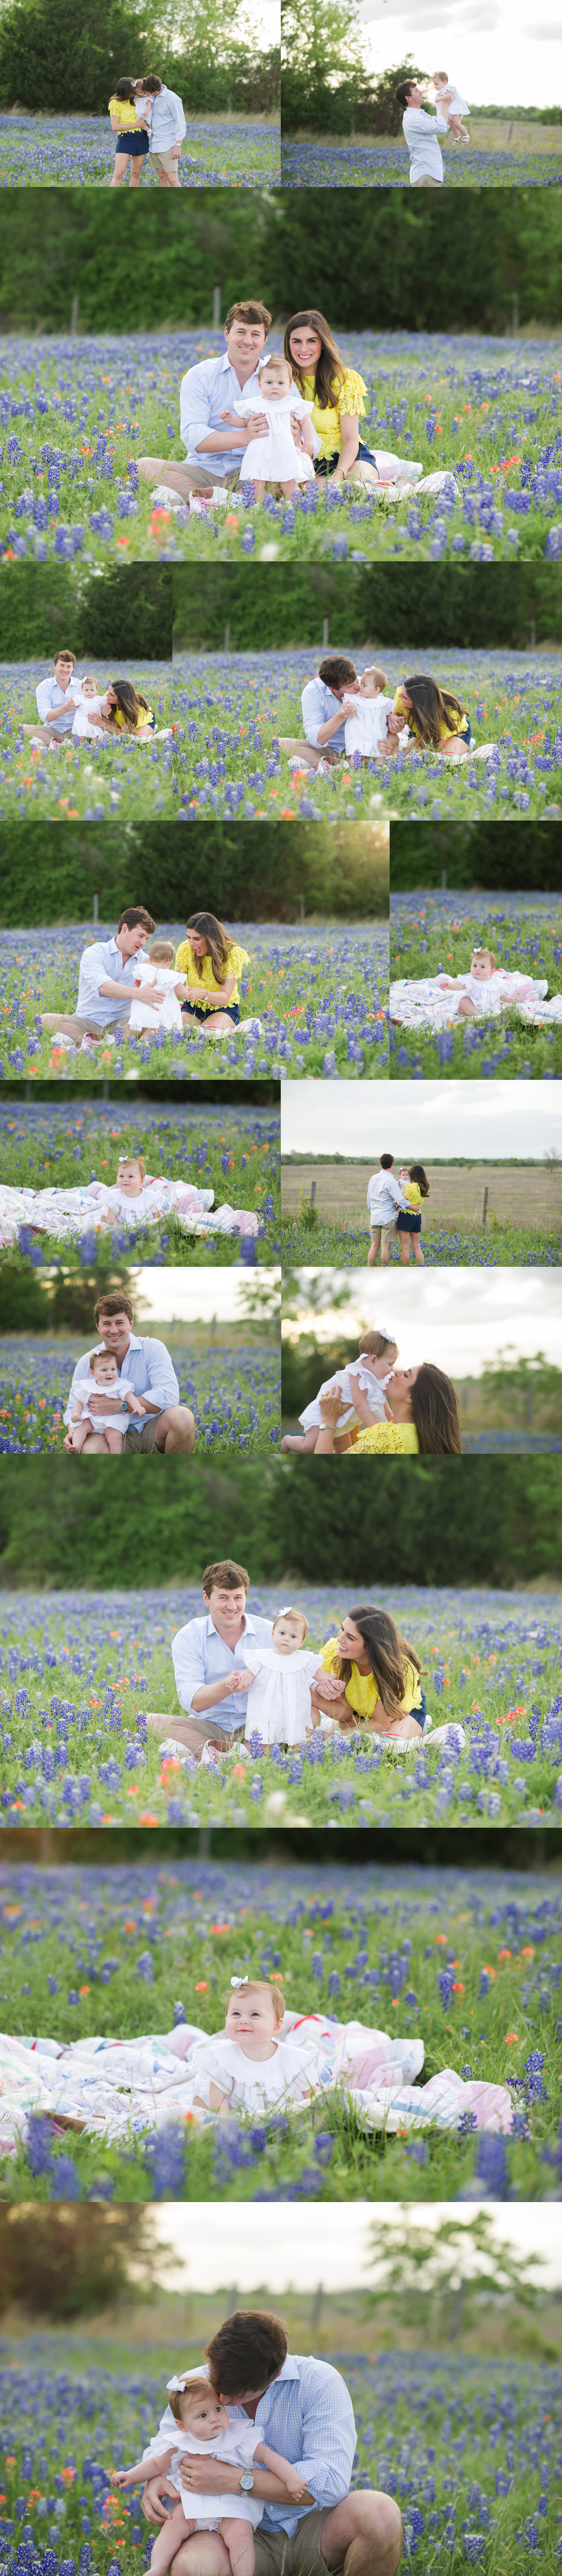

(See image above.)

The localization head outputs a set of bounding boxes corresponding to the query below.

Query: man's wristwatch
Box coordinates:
[120,1400,129,1413]
[239,2473,255,2494]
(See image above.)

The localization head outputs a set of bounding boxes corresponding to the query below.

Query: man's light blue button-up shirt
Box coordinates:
[172,1607,273,1734]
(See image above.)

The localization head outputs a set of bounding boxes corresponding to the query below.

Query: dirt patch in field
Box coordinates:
[281,1161,562,1230]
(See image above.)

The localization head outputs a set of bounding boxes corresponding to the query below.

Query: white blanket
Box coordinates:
[0,2012,513,2157]
[390,970,556,1032]
[0,1175,260,1242]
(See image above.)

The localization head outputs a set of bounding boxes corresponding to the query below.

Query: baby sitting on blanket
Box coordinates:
[437,946,539,1020]
[189,1978,321,2117]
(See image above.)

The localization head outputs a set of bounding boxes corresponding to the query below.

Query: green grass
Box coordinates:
[0,1870,560,2202]
[279,1214,562,1267]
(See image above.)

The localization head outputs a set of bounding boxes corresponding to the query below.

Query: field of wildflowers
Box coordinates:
[2,2335,562,2569]
[0,666,172,826]
[0,116,280,189]
[0,1857,561,2206]
[172,650,562,829]
[390,891,562,1081]
[0,1335,280,1458]
[281,135,562,189]
[0,1586,560,1832]
[280,1210,562,1267]
[0,1098,280,1266]
[1,332,561,568]
[0,923,388,1084]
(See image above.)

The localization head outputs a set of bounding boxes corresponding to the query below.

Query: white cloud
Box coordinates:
[281,1078,562,1160]
[290,1268,562,1374]
[330,0,561,98]
[151,2205,562,2292]
[111,1268,280,1325]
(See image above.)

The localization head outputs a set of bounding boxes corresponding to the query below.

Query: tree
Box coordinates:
[0,565,171,661]
[173,565,562,653]
[365,2215,542,2340]
[390,822,562,893]
[0,2206,160,2318]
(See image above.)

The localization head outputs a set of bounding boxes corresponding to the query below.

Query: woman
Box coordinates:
[174,912,250,1037]
[74,681,156,742]
[314,1362,462,1454]
[393,676,471,760]
[108,77,149,188]
[283,310,379,488]
[310,1605,426,1743]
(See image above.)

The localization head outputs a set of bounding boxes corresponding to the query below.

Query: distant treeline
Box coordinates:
[172,566,562,653]
[1,1459,561,1587]
[0,0,279,118]
[0,566,171,661]
[0,191,561,334]
[0,821,388,928]
[390,823,562,892]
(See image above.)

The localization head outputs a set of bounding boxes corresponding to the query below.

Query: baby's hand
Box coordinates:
[285,2474,308,2502]
[110,2472,130,2490]
[128,1395,147,1417]
[237,1666,256,1690]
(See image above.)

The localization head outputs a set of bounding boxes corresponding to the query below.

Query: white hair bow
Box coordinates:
[276,1605,294,1616]
[167,2368,210,2392]
[231,1975,249,1989]
[376,1322,396,1342]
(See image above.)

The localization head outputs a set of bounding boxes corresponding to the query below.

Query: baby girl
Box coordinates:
[189,1978,320,2116]
[71,675,100,737]
[68,1349,146,1453]
[432,70,470,143]
[437,947,537,1020]
[242,1606,326,1747]
[110,2367,309,2576]
[223,354,315,500]
[129,940,188,1032]
[281,1327,398,1454]
[344,667,397,760]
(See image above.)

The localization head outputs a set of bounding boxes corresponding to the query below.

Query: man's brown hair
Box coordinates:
[318,656,358,689]
[94,1290,134,1326]
[203,1560,249,1596]
[117,907,156,934]
[204,2311,289,2401]
[54,648,76,668]
[224,300,271,336]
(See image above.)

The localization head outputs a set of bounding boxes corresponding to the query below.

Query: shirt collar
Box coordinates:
[206,1609,256,1637]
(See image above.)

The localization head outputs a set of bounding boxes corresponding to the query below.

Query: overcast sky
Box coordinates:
[124,1271,280,1325]
[281,1082,562,1161]
[286,1269,562,1371]
[334,0,561,110]
[152,2205,562,2292]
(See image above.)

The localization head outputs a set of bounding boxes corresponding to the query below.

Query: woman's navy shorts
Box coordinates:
[182,1000,241,1027]
[115,128,149,154]
[314,438,377,478]
[396,1212,422,1234]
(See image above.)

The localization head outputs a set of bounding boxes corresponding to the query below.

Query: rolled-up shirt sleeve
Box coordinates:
[289,2376,356,2510]
[180,371,213,457]
[301,681,324,746]
[144,1338,179,1410]
[172,1625,205,1712]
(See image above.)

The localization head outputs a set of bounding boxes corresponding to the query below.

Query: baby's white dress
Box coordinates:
[71,696,108,741]
[243,1645,324,1745]
[71,1371,133,1430]
[344,696,395,756]
[129,962,184,1032]
[442,84,469,118]
[153,2422,265,2530]
[234,391,315,484]
[187,2031,318,2114]
[299,1360,391,1437]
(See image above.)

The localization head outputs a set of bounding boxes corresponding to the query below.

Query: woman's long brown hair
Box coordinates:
[410,1163,429,1198]
[402,675,468,748]
[109,680,150,729]
[334,1605,422,1720]
[410,1362,461,1453]
[283,310,348,413]
[184,912,231,987]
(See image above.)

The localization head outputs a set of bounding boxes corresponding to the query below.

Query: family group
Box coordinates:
[23,651,168,750]
[40,908,254,1052]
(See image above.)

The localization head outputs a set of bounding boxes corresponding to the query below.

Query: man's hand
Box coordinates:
[229,1670,251,1695]
[236,1666,256,1690]
[63,1431,75,1453]
[141,2477,177,2527]
[177,2460,239,2497]
[339,696,359,721]
[86,1392,125,1416]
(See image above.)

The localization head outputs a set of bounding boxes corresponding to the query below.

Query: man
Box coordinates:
[41,904,162,1048]
[137,301,319,507]
[142,71,186,187]
[140,2308,402,2576]
[367,1153,408,1268]
[395,79,447,186]
[146,1558,273,1759]
[279,654,361,774]
[62,1289,195,1455]
[22,648,83,747]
